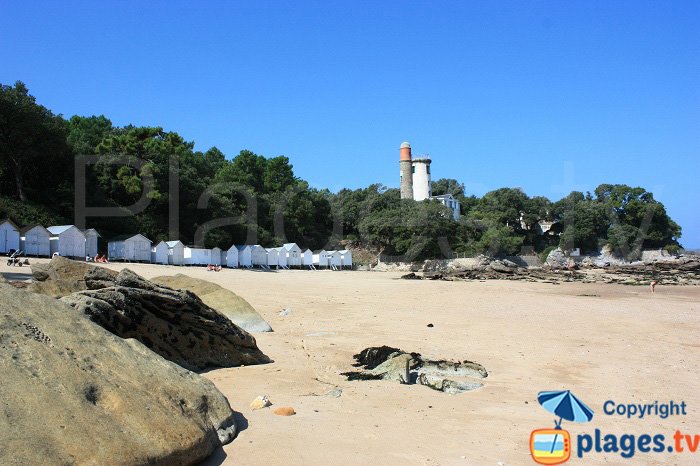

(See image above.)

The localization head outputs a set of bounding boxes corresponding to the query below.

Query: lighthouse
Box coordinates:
[399,141,413,200]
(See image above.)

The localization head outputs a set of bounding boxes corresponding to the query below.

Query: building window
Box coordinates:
[412,166,415,174]
[427,165,431,175]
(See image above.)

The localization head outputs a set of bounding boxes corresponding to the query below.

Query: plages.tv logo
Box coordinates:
[530,390,594,464]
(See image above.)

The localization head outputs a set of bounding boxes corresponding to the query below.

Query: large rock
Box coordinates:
[29,256,117,298]
[152,274,272,333]
[545,248,568,268]
[60,269,270,372]
[0,282,237,465]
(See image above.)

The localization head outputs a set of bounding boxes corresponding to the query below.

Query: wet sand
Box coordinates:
[5,261,699,465]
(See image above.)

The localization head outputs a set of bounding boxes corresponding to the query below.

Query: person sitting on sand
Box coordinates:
[206,264,214,271]
[215,265,222,272]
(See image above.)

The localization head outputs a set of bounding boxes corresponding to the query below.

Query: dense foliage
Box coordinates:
[0,81,682,259]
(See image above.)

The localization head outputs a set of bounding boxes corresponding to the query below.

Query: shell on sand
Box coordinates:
[273,407,296,416]
[249,395,272,410]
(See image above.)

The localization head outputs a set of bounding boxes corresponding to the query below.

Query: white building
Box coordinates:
[48,225,86,258]
[108,234,152,262]
[184,247,212,265]
[211,247,223,266]
[20,225,51,257]
[327,250,342,269]
[313,249,329,268]
[236,245,252,268]
[282,243,302,267]
[266,247,286,269]
[302,249,314,268]
[166,240,185,265]
[0,219,21,254]
[250,245,268,267]
[432,194,461,220]
[339,249,353,269]
[151,241,169,265]
[83,228,100,258]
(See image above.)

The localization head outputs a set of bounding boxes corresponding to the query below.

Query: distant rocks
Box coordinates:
[0,282,237,465]
[152,274,272,333]
[60,269,271,372]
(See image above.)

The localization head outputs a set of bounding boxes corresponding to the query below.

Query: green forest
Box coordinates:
[0,81,682,261]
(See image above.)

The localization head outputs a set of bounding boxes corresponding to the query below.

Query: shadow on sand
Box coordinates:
[198,411,249,466]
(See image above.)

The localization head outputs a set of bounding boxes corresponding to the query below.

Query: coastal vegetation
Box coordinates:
[0,81,681,260]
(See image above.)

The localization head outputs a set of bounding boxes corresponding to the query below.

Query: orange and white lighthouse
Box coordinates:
[399,141,413,200]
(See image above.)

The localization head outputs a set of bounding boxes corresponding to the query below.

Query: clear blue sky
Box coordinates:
[2,1,698,247]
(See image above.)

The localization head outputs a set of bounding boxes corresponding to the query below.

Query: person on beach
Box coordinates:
[650,280,657,293]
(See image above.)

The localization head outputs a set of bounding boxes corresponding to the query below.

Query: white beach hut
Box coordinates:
[250,245,268,268]
[282,243,302,268]
[211,247,222,266]
[48,225,86,258]
[236,245,252,268]
[313,249,329,268]
[166,240,185,265]
[225,245,239,268]
[108,234,152,262]
[266,248,280,269]
[82,229,100,258]
[151,240,169,265]
[184,247,212,265]
[20,225,51,257]
[339,249,353,269]
[0,219,21,254]
[302,249,314,269]
[327,250,342,269]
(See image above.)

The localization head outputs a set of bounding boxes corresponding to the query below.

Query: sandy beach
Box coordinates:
[5,261,699,465]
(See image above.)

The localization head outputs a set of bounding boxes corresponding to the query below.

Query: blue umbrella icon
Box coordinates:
[537,390,594,454]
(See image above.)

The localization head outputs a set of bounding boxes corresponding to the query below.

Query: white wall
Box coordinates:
[0,222,20,253]
[152,242,169,264]
[412,159,432,201]
[21,227,51,257]
[58,228,86,258]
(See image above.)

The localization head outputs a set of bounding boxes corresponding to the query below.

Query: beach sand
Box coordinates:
[5,261,699,465]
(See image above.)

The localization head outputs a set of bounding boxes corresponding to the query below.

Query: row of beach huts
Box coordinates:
[0,220,353,269]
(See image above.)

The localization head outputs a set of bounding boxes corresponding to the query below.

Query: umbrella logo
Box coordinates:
[530,390,594,465]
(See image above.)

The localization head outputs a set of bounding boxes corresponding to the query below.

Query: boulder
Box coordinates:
[29,256,117,298]
[60,269,270,372]
[0,282,237,465]
[545,248,568,268]
[151,274,272,333]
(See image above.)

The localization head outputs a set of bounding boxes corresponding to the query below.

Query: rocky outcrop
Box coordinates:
[29,256,117,297]
[60,269,270,371]
[342,346,487,393]
[0,282,237,465]
[544,248,568,268]
[152,274,272,333]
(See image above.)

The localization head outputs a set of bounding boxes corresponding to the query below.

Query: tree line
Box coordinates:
[0,81,682,260]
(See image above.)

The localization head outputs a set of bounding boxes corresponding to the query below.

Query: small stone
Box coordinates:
[427,323,434,327]
[249,395,271,410]
[273,407,296,416]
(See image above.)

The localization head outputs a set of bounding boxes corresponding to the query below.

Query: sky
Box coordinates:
[1,1,699,247]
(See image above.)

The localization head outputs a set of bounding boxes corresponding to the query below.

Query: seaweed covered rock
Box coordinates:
[0,282,237,465]
[152,274,272,333]
[60,269,270,371]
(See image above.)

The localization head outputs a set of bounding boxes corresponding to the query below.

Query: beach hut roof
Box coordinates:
[235,245,250,251]
[165,240,183,247]
[20,224,50,235]
[81,228,101,237]
[282,243,299,251]
[339,249,350,254]
[47,225,77,235]
[0,219,20,230]
[110,233,151,242]
[313,249,327,254]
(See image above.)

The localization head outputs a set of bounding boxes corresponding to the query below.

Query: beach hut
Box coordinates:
[184,247,212,265]
[48,225,86,258]
[83,229,100,258]
[211,247,222,266]
[313,249,329,268]
[166,240,185,265]
[0,219,21,254]
[236,245,252,268]
[266,248,280,268]
[327,250,342,269]
[20,225,51,257]
[282,243,302,268]
[151,241,169,265]
[225,245,239,268]
[108,234,152,262]
[339,249,353,269]
[250,245,268,268]
[302,249,314,268]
